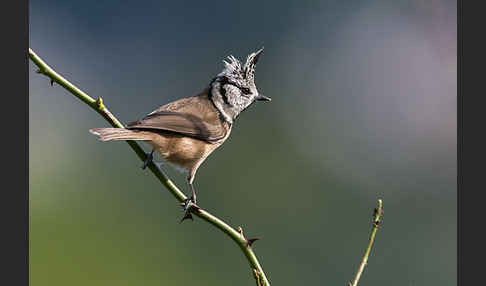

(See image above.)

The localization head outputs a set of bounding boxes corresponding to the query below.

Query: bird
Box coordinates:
[89,48,271,221]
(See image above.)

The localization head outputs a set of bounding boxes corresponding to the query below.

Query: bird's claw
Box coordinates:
[179,196,199,223]
[180,211,193,223]
[141,150,154,170]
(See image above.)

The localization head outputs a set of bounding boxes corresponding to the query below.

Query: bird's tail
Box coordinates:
[89,128,153,142]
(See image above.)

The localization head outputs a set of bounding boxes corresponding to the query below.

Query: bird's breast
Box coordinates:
[148,129,230,171]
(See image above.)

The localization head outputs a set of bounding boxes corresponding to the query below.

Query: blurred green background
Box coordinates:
[29,0,456,285]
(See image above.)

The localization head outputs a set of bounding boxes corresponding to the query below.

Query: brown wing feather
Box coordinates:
[127,89,227,142]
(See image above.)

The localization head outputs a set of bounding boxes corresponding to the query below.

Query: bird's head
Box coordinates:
[209,48,270,123]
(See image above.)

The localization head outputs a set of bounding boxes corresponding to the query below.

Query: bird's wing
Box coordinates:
[127,90,227,142]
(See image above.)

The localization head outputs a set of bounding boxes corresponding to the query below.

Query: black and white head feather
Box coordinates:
[209,48,266,123]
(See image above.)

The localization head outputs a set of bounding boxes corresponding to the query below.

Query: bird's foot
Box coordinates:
[141,150,154,170]
[179,196,200,223]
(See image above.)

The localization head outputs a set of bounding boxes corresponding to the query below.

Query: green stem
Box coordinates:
[349,199,384,286]
[29,48,270,286]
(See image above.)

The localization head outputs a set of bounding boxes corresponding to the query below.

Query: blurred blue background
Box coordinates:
[29,1,456,285]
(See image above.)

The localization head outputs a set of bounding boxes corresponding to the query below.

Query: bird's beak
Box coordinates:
[255,94,271,102]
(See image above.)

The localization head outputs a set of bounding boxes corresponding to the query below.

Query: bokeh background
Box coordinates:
[29,1,456,285]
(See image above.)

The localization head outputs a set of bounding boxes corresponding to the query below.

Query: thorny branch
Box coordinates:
[29,48,270,286]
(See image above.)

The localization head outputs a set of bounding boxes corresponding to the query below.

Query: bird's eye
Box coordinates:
[240,87,251,95]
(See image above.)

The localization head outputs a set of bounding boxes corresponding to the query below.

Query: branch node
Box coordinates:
[372,199,384,227]
[96,97,105,111]
[35,68,52,85]
[252,269,264,286]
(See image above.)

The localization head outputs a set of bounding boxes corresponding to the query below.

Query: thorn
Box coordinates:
[35,68,42,74]
[50,79,54,86]
[247,238,260,247]
[237,226,243,236]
